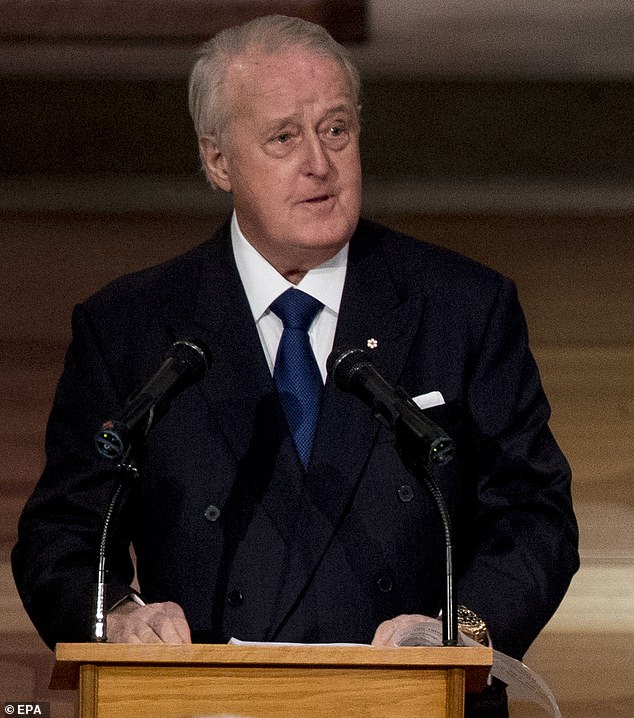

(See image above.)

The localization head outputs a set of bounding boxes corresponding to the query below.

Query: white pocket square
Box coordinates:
[412,391,445,410]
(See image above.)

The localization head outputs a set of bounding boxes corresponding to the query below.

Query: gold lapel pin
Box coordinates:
[367,338,378,349]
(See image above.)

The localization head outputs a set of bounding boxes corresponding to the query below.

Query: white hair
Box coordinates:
[188,14,361,143]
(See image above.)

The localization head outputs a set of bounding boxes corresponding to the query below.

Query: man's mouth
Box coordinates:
[300,194,334,204]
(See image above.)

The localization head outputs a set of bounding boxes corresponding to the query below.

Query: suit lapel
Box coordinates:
[314,220,426,485]
[161,221,300,477]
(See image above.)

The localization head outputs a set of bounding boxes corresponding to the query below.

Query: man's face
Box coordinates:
[201,46,362,280]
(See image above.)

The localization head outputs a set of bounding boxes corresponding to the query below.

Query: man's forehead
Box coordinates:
[226,47,352,98]
[222,48,357,131]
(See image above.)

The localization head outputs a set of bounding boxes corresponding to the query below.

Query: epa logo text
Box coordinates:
[4,703,50,716]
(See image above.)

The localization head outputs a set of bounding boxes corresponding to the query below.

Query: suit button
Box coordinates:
[397,484,415,502]
[227,590,243,607]
[204,504,221,522]
[377,576,393,593]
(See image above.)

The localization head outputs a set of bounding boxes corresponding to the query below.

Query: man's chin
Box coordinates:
[297,215,358,249]
[294,234,351,261]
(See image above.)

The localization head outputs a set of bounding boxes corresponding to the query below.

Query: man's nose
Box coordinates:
[301,133,331,177]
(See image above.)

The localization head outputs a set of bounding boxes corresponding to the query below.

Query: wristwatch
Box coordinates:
[457,605,490,646]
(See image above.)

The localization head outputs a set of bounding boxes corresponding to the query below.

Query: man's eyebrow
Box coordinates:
[262,114,300,134]
[328,104,354,114]
[322,104,355,119]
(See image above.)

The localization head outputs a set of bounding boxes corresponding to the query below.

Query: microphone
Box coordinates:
[95,339,209,461]
[91,339,208,641]
[327,348,455,466]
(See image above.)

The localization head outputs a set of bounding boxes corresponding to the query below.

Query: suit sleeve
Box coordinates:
[12,302,137,649]
[455,277,579,659]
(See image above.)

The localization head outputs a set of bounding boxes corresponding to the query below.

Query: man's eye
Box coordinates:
[322,124,350,148]
[325,124,350,144]
[276,133,291,143]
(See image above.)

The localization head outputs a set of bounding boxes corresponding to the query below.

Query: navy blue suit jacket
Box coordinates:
[13,218,578,659]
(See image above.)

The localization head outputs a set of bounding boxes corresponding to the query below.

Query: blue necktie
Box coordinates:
[270,288,324,468]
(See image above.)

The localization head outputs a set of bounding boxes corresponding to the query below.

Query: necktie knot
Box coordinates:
[270,288,323,331]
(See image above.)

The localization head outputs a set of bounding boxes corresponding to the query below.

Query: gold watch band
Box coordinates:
[457,605,490,646]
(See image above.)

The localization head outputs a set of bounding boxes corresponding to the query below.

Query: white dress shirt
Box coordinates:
[230,212,348,383]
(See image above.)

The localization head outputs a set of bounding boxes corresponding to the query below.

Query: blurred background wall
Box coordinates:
[1,2,632,716]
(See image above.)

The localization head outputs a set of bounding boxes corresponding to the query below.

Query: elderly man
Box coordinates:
[13,15,578,717]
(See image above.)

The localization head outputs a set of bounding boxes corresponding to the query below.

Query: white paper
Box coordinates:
[229,637,366,647]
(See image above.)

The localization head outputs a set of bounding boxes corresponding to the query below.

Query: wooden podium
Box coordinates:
[52,642,492,718]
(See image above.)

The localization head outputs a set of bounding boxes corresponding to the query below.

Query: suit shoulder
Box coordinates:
[81,224,227,315]
[355,218,509,297]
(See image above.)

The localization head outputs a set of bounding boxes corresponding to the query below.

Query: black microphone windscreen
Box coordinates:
[327,347,372,391]
[168,339,209,380]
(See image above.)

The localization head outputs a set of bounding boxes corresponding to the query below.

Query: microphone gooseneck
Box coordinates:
[91,472,131,642]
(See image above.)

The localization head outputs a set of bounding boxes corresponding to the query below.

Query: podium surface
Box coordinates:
[52,642,492,718]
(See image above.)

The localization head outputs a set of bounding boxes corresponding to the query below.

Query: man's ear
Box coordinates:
[199,136,232,192]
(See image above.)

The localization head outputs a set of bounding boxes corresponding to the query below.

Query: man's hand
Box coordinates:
[107,600,192,644]
[371,614,439,647]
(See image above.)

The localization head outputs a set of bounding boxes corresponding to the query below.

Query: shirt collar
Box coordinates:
[231,211,349,321]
